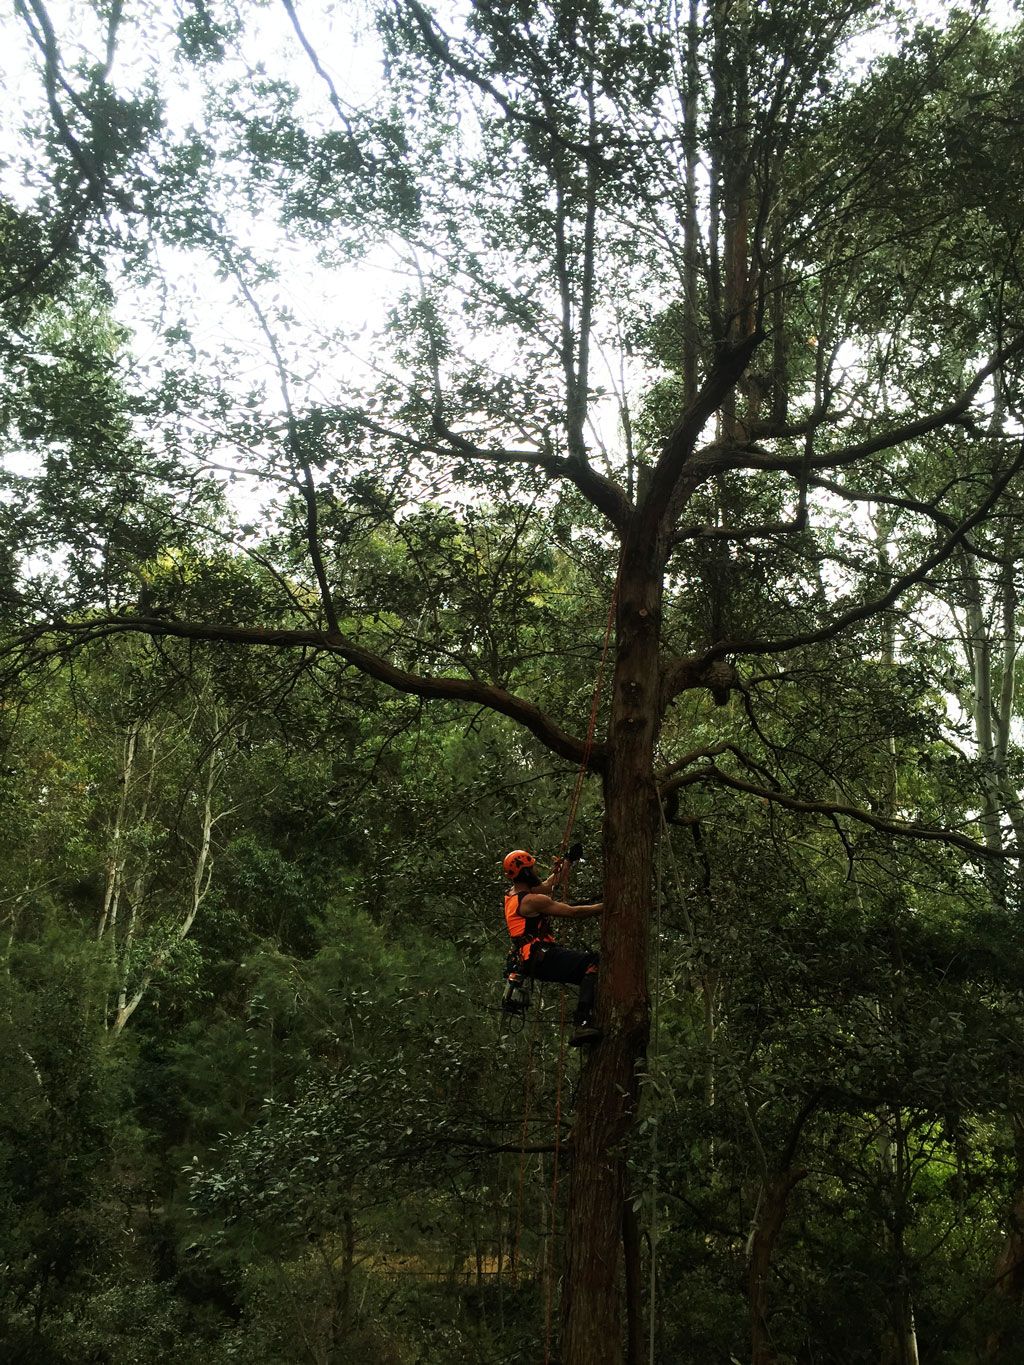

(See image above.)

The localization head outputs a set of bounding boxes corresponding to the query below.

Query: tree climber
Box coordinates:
[503,849,603,1046]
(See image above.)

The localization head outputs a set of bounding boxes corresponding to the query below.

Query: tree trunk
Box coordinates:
[991,1181,1024,1300]
[749,1169,805,1365]
[993,560,1024,866]
[112,735,219,1035]
[877,1106,920,1365]
[97,721,139,943]
[562,559,659,1365]
[960,548,1001,853]
[986,1112,1024,1359]
[340,1201,355,1340]
[681,0,701,407]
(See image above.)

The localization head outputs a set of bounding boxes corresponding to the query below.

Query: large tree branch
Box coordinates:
[668,463,1011,557]
[712,441,1024,658]
[671,515,806,546]
[733,336,1024,478]
[664,763,1013,863]
[659,654,739,709]
[16,0,107,200]
[278,0,361,145]
[335,400,632,524]
[413,264,630,528]
[636,332,761,546]
[805,472,1013,567]
[424,379,632,529]
[24,616,603,770]
[655,740,775,788]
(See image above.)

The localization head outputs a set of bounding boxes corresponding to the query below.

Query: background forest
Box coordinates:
[4,0,1024,1362]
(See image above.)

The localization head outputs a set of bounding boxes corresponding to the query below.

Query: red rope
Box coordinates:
[543,561,621,1360]
[544,996,567,1361]
[511,1001,543,1289]
[555,565,621,893]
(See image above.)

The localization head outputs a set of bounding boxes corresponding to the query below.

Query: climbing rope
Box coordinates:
[511,998,543,1289]
[649,805,666,1365]
[544,560,622,1360]
[511,558,622,1360]
[646,788,707,1357]
[544,990,567,1362]
[554,561,621,893]
[507,555,624,1361]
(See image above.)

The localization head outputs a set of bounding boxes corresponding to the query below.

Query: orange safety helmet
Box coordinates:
[503,849,536,880]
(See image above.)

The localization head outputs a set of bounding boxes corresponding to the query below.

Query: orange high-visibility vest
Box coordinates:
[504,888,554,959]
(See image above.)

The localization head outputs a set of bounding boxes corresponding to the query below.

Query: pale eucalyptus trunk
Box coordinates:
[955,549,1024,1349]
[680,0,701,409]
[959,530,1024,1336]
[112,734,220,1035]
[960,547,1004,859]
[100,722,157,1029]
[874,529,922,1365]
[97,721,139,943]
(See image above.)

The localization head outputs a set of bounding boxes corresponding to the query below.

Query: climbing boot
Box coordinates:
[568,1023,602,1047]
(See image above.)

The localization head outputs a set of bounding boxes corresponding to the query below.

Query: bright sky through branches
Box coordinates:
[1,0,1021,529]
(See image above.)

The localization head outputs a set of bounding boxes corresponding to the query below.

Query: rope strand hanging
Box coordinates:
[648,802,666,1364]
[505,555,622,1359]
[555,558,622,891]
[510,999,544,1289]
[540,555,622,1362]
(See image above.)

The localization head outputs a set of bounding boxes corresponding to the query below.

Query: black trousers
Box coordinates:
[526,944,599,1026]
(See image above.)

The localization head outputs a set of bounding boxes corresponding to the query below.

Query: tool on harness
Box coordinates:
[501,946,532,1016]
[501,969,532,1017]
